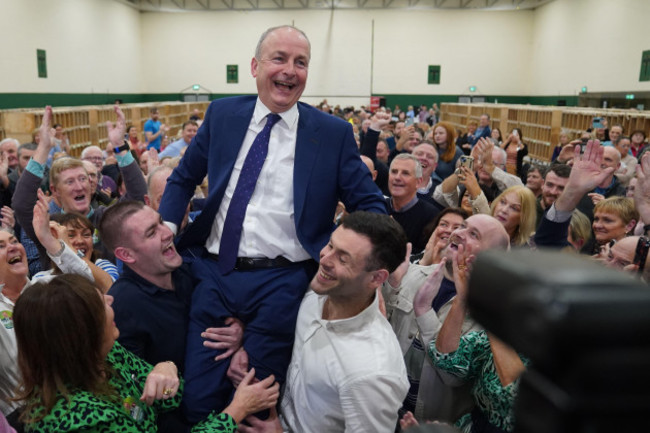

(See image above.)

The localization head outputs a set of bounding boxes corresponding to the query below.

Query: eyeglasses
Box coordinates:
[83,156,103,162]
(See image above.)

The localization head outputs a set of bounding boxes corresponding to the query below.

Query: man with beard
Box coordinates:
[534,164,571,228]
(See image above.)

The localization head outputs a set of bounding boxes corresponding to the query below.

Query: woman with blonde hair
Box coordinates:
[591,196,638,254]
[490,185,537,247]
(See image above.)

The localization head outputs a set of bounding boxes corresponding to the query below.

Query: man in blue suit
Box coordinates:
[158,25,386,423]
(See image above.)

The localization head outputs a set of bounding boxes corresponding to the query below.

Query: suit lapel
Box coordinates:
[294,103,321,224]
[179,97,255,250]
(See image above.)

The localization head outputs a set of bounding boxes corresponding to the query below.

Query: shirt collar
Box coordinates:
[316,291,380,333]
[417,177,433,194]
[254,98,299,130]
[390,195,419,213]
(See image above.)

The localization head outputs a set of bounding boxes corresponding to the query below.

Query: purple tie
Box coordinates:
[218,113,282,273]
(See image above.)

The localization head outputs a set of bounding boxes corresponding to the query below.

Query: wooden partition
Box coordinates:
[0,101,210,157]
[441,103,650,163]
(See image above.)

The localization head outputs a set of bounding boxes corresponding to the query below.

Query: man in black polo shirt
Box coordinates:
[100,201,239,433]
[386,154,439,254]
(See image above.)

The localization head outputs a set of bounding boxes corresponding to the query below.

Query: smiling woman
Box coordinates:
[490,185,536,247]
[13,274,280,433]
[591,196,639,252]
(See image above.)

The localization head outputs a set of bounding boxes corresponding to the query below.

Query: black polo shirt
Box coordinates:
[109,264,195,373]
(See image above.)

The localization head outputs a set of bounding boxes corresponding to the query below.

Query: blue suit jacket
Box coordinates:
[158,96,386,260]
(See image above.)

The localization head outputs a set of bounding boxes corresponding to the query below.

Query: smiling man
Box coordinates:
[158,25,385,423]
[402,214,509,423]
[239,212,409,433]
[387,154,439,253]
[13,105,147,268]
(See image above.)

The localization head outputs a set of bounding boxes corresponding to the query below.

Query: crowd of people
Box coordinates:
[0,24,649,433]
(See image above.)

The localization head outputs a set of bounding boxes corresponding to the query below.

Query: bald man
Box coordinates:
[384,214,509,422]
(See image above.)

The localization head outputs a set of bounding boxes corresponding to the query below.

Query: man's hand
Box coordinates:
[237,406,283,433]
[106,105,127,148]
[387,242,412,287]
[0,152,9,188]
[396,126,414,151]
[555,140,613,212]
[450,244,474,303]
[413,259,446,317]
[147,148,161,173]
[400,411,419,431]
[202,317,244,361]
[635,152,650,222]
[476,138,495,174]
[0,206,15,230]
[227,347,250,387]
[370,112,391,131]
[557,142,578,164]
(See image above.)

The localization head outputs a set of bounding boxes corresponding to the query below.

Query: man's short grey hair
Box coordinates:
[415,141,439,163]
[391,153,423,178]
[255,25,311,60]
[147,165,173,195]
[80,145,102,159]
[492,147,507,167]
[17,142,37,158]
[0,138,19,151]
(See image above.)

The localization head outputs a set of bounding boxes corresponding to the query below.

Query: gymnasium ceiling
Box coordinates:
[115,0,554,12]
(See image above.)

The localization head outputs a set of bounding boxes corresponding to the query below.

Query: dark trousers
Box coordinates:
[182,255,317,423]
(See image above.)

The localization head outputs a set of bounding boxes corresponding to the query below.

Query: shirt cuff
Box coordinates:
[26,159,46,178]
[164,221,178,236]
[116,151,135,167]
[546,203,573,223]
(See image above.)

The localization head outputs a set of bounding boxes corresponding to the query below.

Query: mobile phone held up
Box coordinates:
[592,117,605,130]
[455,155,474,180]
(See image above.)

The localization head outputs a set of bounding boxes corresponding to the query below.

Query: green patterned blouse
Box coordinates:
[429,330,529,433]
[26,342,237,433]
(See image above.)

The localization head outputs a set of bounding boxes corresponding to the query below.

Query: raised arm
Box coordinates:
[555,140,612,212]
[635,152,650,233]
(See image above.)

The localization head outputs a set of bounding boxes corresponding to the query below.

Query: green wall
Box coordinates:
[0,92,579,110]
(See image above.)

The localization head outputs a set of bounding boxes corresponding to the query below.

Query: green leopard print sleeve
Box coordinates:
[26,342,237,433]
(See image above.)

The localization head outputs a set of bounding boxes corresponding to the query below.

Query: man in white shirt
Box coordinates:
[237,211,409,433]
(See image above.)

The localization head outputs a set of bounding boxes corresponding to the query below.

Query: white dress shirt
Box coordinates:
[206,99,310,262]
[280,290,409,433]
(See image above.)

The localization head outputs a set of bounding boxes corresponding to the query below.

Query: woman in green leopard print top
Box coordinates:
[13,274,279,433]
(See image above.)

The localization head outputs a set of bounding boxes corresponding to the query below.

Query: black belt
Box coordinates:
[206,252,296,270]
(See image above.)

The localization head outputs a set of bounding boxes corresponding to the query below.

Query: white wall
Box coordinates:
[530,0,650,95]
[0,0,141,93]
[1,0,648,99]
[140,8,534,99]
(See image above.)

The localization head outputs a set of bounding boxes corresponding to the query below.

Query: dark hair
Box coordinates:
[527,164,547,178]
[181,120,199,130]
[631,129,647,140]
[14,275,117,423]
[50,212,101,262]
[547,163,571,179]
[17,142,37,158]
[98,200,145,252]
[422,207,469,242]
[340,211,407,273]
